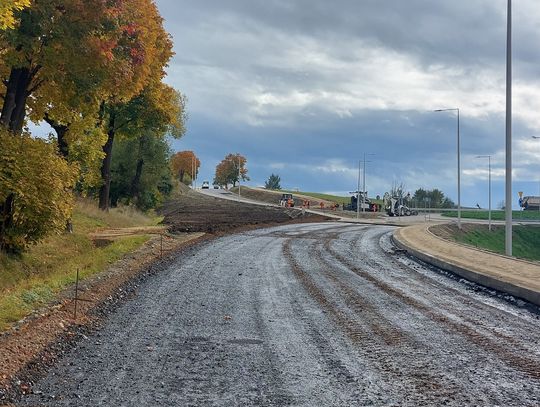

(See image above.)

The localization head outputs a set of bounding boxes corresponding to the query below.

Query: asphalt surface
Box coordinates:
[19,223,540,406]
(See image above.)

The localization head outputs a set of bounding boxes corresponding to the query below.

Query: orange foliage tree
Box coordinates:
[213,153,249,188]
[171,151,200,184]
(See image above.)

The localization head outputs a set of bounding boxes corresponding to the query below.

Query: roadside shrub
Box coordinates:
[0,130,78,252]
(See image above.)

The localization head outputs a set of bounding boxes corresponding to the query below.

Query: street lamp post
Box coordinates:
[505,0,513,256]
[533,136,540,213]
[434,108,461,230]
[357,160,361,219]
[358,153,374,215]
[476,155,492,231]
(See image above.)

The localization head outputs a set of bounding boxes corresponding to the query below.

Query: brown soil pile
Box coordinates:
[160,189,328,233]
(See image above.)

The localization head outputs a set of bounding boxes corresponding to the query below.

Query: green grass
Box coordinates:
[453,225,540,261]
[442,210,540,221]
[0,199,158,331]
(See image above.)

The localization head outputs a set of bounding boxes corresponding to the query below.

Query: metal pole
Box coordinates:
[488,156,492,231]
[457,108,461,230]
[357,159,361,219]
[434,108,461,229]
[362,153,366,213]
[533,137,540,213]
[505,0,512,256]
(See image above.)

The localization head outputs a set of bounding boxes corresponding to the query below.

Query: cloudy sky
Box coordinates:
[156,0,540,208]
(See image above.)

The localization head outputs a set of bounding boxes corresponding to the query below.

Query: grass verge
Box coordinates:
[447,225,540,261]
[0,199,159,331]
[441,210,540,221]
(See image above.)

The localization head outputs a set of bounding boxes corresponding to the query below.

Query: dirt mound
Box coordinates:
[159,189,329,233]
[231,187,336,208]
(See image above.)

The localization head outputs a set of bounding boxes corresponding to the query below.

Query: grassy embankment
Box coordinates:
[442,210,540,221]
[281,190,384,206]
[0,200,160,331]
[449,225,540,262]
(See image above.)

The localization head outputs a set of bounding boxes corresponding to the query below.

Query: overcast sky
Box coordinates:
[156,0,540,208]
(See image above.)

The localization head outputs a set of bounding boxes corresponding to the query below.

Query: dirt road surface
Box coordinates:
[18,223,540,406]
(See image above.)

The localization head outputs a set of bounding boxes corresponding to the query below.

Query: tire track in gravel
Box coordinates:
[323,230,540,381]
[362,229,540,356]
[282,235,463,405]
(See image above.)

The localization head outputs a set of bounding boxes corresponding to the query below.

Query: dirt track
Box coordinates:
[17,223,540,406]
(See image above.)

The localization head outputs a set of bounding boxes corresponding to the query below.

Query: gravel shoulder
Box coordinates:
[15,223,540,406]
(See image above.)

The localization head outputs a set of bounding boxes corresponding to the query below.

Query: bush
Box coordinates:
[0,130,78,252]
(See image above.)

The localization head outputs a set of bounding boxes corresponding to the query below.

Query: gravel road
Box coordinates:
[19,223,540,406]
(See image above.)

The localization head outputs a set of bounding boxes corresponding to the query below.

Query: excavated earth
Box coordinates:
[13,222,540,406]
[159,189,328,233]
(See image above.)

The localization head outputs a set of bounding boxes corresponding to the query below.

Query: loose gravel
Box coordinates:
[17,223,540,406]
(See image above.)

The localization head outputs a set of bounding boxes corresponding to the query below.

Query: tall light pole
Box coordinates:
[477,155,492,231]
[434,108,461,230]
[357,160,361,219]
[533,136,540,213]
[505,0,512,256]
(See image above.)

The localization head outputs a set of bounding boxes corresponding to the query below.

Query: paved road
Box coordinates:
[20,223,540,406]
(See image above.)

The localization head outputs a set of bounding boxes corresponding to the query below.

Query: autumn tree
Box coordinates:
[171,151,200,185]
[213,153,249,188]
[0,0,30,29]
[0,0,114,250]
[0,129,78,252]
[94,0,183,210]
[98,83,185,210]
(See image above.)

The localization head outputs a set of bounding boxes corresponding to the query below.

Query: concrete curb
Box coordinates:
[392,230,540,307]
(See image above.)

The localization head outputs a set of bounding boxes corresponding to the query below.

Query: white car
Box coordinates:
[201,181,210,189]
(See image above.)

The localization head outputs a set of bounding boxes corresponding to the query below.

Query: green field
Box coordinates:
[442,210,540,221]
[451,225,540,261]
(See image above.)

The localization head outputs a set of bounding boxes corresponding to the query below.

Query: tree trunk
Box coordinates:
[0,194,15,252]
[98,116,115,211]
[44,116,73,232]
[0,68,22,127]
[10,68,31,134]
[44,115,69,157]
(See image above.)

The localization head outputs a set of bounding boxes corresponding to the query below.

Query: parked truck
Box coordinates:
[520,196,540,211]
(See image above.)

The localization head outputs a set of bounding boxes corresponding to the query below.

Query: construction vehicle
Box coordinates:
[519,196,540,211]
[384,194,418,216]
[279,193,295,207]
[344,192,379,212]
